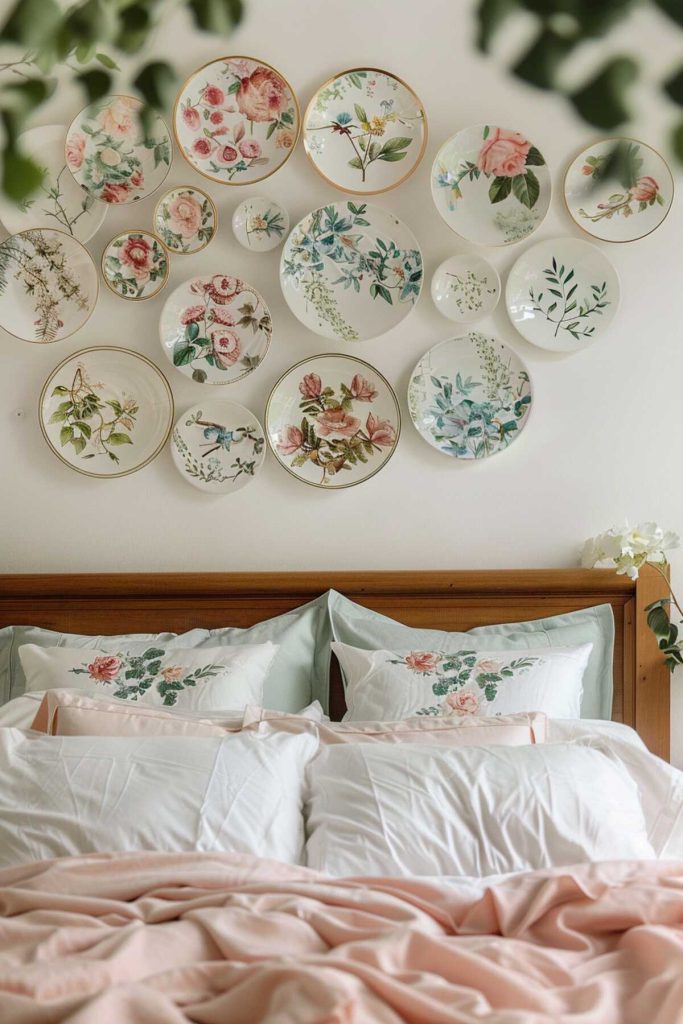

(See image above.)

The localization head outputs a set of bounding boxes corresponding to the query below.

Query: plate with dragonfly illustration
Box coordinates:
[153,186,217,254]
[408,333,532,460]
[431,124,551,246]
[159,274,272,385]
[505,237,620,353]
[171,400,266,493]
[280,201,423,343]
[303,67,427,195]
[0,228,98,344]
[101,230,170,301]
[564,138,673,243]
[174,55,300,185]
[39,347,174,479]
[0,125,106,242]
[266,354,400,489]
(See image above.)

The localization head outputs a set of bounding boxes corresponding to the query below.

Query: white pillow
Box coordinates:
[334,641,592,721]
[0,726,317,868]
[305,741,654,877]
[18,642,278,712]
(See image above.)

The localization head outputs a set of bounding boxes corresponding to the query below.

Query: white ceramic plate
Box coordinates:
[564,138,673,242]
[303,67,426,194]
[505,237,619,352]
[408,333,532,460]
[266,354,400,488]
[0,125,106,242]
[40,347,173,478]
[102,230,169,301]
[280,200,422,343]
[431,124,551,246]
[232,196,289,251]
[153,186,216,254]
[171,400,266,493]
[65,95,172,205]
[431,254,500,324]
[174,56,299,185]
[159,274,272,384]
[0,228,98,343]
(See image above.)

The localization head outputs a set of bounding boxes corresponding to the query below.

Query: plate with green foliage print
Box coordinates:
[40,347,174,478]
[408,333,532,460]
[505,237,619,353]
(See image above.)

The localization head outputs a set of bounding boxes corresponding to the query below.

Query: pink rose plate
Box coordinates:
[173,56,300,185]
[102,230,169,301]
[153,186,217,254]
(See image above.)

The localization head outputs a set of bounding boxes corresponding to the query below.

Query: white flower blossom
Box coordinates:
[581,522,679,579]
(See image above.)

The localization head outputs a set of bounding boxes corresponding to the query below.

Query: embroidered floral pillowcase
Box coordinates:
[333,641,593,722]
[18,642,278,712]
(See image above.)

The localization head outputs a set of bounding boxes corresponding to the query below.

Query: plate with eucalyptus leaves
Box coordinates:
[505,237,619,353]
[171,400,266,493]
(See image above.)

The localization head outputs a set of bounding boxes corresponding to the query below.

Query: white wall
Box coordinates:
[2,0,682,762]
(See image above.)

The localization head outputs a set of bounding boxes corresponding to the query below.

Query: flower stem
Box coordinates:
[648,560,683,618]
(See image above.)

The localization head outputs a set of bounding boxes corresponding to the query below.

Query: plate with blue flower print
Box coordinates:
[280,201,423,343]
[171,399,266,493]
[408,333,532,460]
[431,125,551,246]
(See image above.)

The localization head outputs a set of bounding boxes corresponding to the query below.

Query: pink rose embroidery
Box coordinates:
[444,689,481,716]
[215,144,239,165]
[203,85,225,106]
[182,105,200,131]
[209,111,224,125]
[211,327,241,368]
[365,413,395,447]
[87,655,122,682]
[350,374,377,401]
[299,373,322,399]
[405,652,441,674]
[277,425,304,456]
[66,132,86,170]
[120,235,153,281]
[314,408,360,439]
[478,128,531,178]
[160,666,184,683]
[180,304,205,325]
[207,275,240,304]
[192,137,213,158]
[238,139,261,159]
[236,66,286,123]
[631,175,659,202]
[167,193,202,238]
[476,658,501,673]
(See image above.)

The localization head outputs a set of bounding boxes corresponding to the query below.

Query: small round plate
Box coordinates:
[266,354,400,488]
[408,333,532,460]
[431,255,500,324]
[159,274,272,385]
[40,347,173,478]
[102,230,169,301]
[280,200,423,343]
[0,228,98,343]
[0,125,106,242]
[171,399,265,493]
[303,67,426,194]
[564,138,674,243]
[65,95,172,204]
[232,196,289,251]
[153,186,216,254]
[506,237,619,353]
[174,56,300,185]
[431,125,551,245]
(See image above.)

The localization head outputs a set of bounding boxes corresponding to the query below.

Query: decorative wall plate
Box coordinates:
[39,347,173,478]
[408,333,532,460]
[174,56,299,185]
[431,254,500,324]
[280,201,422,343]
[232,195,289,251]
[102,230,169,301]
[0,125,106,242]
[431,125,551,246]
[0,228,98,343]
[266,354,400,489]
[153,186,216,254]
[564,138,673,242]
[171,400,265,493]
[505,237,619,353]
[65,95,172,204]
[303,67,427,194]
[159,274,272,384]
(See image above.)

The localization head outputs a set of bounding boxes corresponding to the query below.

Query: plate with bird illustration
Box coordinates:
[171,400,266,493]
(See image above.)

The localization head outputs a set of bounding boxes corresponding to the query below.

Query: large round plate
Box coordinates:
[159,274,272,384]
[564,138,673,242]
[266,354,400,488]
[0,125,106,241]
[431,125,551,245]
[171,399,265,493]
[153,186,217,254]
[65,95,172,204]
[40,347,173,478]
[506,237,619,353]
[408,334,532,460]
[174,56,299,185]
[0,228,98,343]
[102,230,169,301]
[280,201,423,343]
[303,67,426,194]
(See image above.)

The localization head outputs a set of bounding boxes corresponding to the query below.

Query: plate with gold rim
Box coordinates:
[102,230,169,301]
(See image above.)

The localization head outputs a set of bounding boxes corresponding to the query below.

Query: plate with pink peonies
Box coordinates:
[153,186,217,254]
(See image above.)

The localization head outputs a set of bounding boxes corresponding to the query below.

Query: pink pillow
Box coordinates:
[298,714,546,746]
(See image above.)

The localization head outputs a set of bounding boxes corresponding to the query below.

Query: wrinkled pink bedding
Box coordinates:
[0,853,682,1023]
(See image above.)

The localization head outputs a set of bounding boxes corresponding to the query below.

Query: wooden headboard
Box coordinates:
[0,567,671,761]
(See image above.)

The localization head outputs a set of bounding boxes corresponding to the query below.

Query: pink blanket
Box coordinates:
[0,854,682,1023]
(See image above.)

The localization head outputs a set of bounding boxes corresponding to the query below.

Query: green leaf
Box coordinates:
[380,136,412,154]
[664,65,683,108]
[513,26,576,90]
[188,0,244,33]
[173,344,196,366]
[0,0,61,48]
[512,169,540,208]
[1,150,43,203]
[525,145,545,166]
[51,386,69,396]
[108,433,133,445]
[354,103,368,123]
[64,0,118,48]
[378,151,406,162]
[75,69,111,104]
[348,156,363,170]
[60,425,74,446]
[133,61,176,112]
[488,175,512,204]
[653,0,683,28]
[672,121,683,164]
[114,3,152,54]
[72,435,87,455]
[186,321,200,342]
[570,57,638,130]
[95,52,120,71]
[475,0,517,51]
[192,368,207,384]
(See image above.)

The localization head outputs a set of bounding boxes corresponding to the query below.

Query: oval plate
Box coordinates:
[102,230,169,301]
[431,124,550,245]
[40,347,173,478]
[171,399,266,493]
[266,354,400,488]
[153,186,217,254]
[280,200,422,343]
[408,333,532,459]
